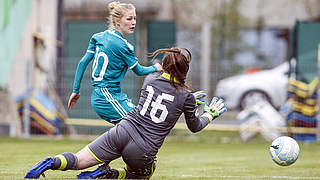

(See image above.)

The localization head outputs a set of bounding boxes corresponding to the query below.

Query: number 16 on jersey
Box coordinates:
[140,85,174,123]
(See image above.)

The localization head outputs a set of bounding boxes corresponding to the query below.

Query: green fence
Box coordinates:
[295,21,320,83]
[147,21,176,61]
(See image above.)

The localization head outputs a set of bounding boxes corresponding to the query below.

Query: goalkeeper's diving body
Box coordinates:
[25,47,227,179]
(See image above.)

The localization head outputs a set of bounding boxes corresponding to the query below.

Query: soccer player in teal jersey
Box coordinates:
[68,1,162,124]
[25,47,227,179]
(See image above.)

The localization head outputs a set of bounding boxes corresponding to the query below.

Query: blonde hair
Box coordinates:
[107,1,135,30]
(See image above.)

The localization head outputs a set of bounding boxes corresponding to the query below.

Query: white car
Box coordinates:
[215,63,289,111]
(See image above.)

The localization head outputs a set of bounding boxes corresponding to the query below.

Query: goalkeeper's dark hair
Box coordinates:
[149,47,192,89]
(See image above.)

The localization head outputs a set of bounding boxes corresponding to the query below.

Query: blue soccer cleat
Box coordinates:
[24,157,55,179]
[77,164,110,179]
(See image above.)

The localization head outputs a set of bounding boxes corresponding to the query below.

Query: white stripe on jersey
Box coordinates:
[129,61,138,69]
[107,30,134,51]
[87,50,95,54]
[103,88,128,116]
[101,88,126,118]
[100,87,127,118]
[100,88,126,118]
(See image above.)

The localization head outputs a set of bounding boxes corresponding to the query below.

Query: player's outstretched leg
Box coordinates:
[24,157,55,179]
[77,163,111,179]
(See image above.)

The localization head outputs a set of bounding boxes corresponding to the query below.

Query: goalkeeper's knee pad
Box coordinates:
[125,157,157,179]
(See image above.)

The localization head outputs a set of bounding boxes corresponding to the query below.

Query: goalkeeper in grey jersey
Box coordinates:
[24,47,227,179]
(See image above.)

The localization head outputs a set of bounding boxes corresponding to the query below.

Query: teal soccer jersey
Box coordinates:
[73,29,138,93]
[71,29,141,123]
[71,29,158,123]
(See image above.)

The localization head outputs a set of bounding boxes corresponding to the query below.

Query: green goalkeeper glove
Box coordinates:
[201,97,227,122]
[192,90,207,106]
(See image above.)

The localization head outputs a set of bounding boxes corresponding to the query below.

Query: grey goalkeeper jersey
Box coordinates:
[119,73,209,154]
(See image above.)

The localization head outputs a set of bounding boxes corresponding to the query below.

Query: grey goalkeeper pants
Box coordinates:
[87,124,156,178]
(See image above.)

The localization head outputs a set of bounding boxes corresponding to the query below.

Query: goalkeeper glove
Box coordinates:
[201,97,227,122]
[192,90,207,106]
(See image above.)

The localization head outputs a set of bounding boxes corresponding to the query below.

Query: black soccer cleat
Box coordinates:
[77,163,111,179]
[24,157,55,179]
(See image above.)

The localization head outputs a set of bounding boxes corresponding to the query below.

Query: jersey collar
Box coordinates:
[112,29,124,38]
[161,73,178,83]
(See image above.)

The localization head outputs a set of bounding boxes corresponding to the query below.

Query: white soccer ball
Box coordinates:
[269,136,300,166]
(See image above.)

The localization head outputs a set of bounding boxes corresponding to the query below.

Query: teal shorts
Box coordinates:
[91,86,135,124]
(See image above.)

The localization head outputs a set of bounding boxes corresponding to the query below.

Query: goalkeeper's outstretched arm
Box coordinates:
[184,93,227,133]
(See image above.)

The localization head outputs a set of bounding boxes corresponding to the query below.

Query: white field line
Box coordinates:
[66,118,317,134]
[166,174,320,179]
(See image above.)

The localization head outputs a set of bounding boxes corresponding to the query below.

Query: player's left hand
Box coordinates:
[154,63,163,72]
[192,90,207,106]
[203,97,227,121]
[68,93,80,110]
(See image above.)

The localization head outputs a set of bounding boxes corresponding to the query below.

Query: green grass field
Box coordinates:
[1,130,320,179]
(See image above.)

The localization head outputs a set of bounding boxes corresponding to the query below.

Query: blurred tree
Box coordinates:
[173,0,246,96]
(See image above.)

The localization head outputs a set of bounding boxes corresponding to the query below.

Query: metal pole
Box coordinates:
[23,59,32,138]
[217,0,226,67]
[200,22,211,99]
[317,44,320,142]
